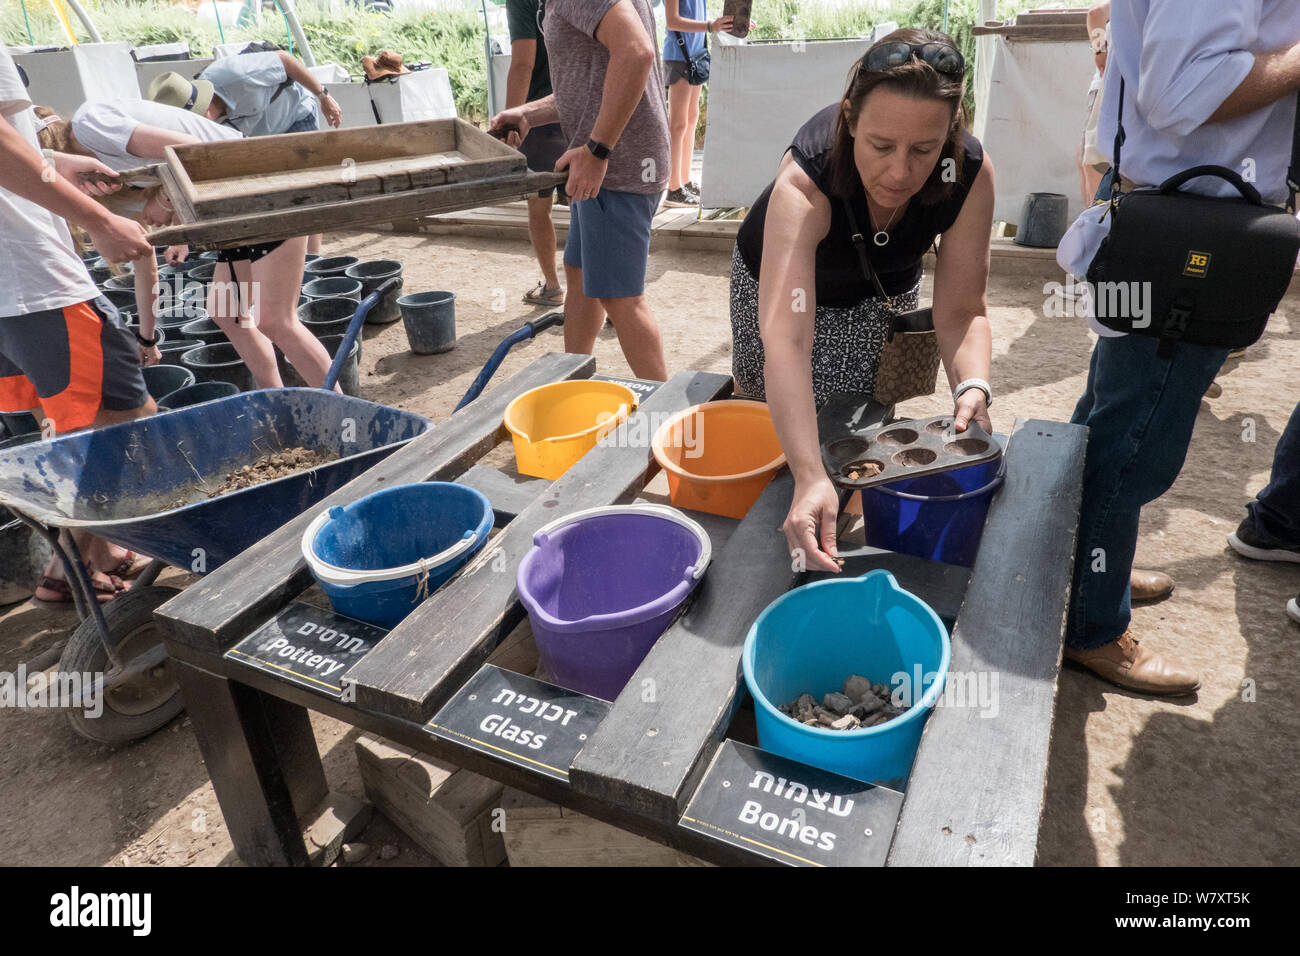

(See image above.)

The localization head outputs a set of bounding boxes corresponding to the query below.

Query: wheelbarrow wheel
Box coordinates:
[61,585,184,745]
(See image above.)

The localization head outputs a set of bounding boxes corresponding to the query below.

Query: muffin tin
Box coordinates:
[822,414,1002,491]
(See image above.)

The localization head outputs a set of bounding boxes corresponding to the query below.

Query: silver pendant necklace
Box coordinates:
[869,200,903,247]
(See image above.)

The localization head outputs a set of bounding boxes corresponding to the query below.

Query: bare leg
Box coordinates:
[666,79,693,191]
[307,234,323,255]
[527,194,560,291]
[563,264,607,355]
[684,84,702,187]
[252,238,335,390]
[208,258,281,388]
[599,294,667,381]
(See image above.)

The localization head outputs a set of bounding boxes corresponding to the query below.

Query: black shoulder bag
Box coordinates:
[842,198,941,405]
[673,30,710,84]
[1086,79,1300,356]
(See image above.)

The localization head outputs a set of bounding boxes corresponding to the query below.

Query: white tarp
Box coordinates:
[699,28,896,210]
[12,43,141,117]
[972,35,1097,225]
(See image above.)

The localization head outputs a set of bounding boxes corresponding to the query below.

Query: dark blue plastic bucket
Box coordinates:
[302,482,493,628]
[862,456,1005,568]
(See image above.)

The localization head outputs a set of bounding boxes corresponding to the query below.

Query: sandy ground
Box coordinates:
[1,225,1297,867]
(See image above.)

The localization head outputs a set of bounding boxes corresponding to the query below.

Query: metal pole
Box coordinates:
[482,0,498,118]
[65,0,104,42]
[273,0,315,67]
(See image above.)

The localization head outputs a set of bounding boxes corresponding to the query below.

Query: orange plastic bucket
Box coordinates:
[504,379,637,480]
[652,400,786,519]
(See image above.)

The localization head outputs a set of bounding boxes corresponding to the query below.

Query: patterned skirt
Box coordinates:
[729,246,920,408]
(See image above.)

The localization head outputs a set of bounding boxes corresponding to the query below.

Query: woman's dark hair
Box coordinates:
[828,27,968,204]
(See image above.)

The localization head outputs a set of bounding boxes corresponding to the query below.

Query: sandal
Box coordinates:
[523,281,564,307]
[34,568,128,605]
[102,550,152,579]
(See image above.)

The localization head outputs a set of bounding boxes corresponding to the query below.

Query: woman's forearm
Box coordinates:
[762,341,825,483]
[933,309,992,390]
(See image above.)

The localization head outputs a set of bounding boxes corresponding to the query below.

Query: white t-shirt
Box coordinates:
[71,99,241,173]
[0,48,98,318]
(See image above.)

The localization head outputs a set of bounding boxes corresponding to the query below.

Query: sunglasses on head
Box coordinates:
[861,41,966,77]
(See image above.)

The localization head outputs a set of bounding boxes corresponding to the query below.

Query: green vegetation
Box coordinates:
[2,0,1045,125]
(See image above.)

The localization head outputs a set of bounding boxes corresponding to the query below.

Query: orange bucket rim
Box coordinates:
[503,380,639,445]
[652,399,787,483]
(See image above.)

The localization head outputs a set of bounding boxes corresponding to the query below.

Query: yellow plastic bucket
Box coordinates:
[652,400,786,519]
[504,380,638,480]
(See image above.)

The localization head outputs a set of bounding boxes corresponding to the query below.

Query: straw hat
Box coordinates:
[147,72,215,115]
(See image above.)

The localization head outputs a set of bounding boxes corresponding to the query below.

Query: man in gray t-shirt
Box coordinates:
[492,0,669,381]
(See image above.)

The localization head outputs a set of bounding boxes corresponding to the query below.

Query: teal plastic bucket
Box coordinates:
[742,570,950,788]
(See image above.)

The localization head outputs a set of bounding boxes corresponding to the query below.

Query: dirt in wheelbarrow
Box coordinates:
[206,447,336,497]
[164,446,337,509]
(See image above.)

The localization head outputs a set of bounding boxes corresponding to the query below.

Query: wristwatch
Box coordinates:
[134,329,160,347]
[317,86,330,98]
[586,139,611,160]
[953,377,993,408]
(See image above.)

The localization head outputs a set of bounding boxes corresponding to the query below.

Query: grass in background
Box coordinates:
[2,0,1048,126]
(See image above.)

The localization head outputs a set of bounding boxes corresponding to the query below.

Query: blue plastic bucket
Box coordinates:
[516,505,711,700]
[743,570,950,788]
[862,455,1004,568]
[302,482,493,628]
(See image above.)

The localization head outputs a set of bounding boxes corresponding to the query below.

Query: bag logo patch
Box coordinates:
[1183,251,1211,278]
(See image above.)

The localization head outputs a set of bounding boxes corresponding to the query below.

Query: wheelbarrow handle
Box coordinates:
[528,311,564,336]
[323,277,404,389]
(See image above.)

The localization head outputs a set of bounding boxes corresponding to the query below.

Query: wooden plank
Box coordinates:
[568,397,892,822]
[188,152,469,215]
[457,463,550,527]
[347,370,734,723]
[154,352,594,653]
[567,471,795,822]
[500,788,709,867]
[887,419,1087,867]
[148,171,567,250]
[971,23,1088,39]
[156,162,196,225]
[356,733,506,866]
[168,118,460,181]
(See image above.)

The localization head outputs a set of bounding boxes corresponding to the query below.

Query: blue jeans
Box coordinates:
[1248,400,1300,548]
[1067,334,1228,649]
[284,113,319,134]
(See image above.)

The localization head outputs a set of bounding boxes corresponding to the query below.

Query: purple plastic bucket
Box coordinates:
[516,505,711,701]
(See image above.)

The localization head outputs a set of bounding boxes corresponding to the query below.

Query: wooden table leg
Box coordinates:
[172,657,326,866]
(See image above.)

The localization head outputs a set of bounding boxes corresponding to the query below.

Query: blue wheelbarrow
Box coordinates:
[0,279,430,744]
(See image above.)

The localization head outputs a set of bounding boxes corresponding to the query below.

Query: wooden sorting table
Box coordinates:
[154,353,1088,867]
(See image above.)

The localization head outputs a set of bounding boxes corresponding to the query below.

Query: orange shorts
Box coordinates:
[0,298,148,432]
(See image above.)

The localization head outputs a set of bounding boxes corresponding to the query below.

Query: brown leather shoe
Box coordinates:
[1130,568,1174,603]
[1064,631,1200,696]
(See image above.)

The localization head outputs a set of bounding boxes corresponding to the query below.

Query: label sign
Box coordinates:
[426,664,610,782]
[680,740,904,867]
[592,374,661,401]
[225,602,387,698]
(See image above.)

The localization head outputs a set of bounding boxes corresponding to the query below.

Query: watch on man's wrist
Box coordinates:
[586,139,611,160]
[134,329,160,347]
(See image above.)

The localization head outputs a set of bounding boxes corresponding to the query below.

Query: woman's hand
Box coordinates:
[953,387,992,434]
[164,244,189,265]
[708,15,734,33]
[783,475,843,574]
[139,343,161,367]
